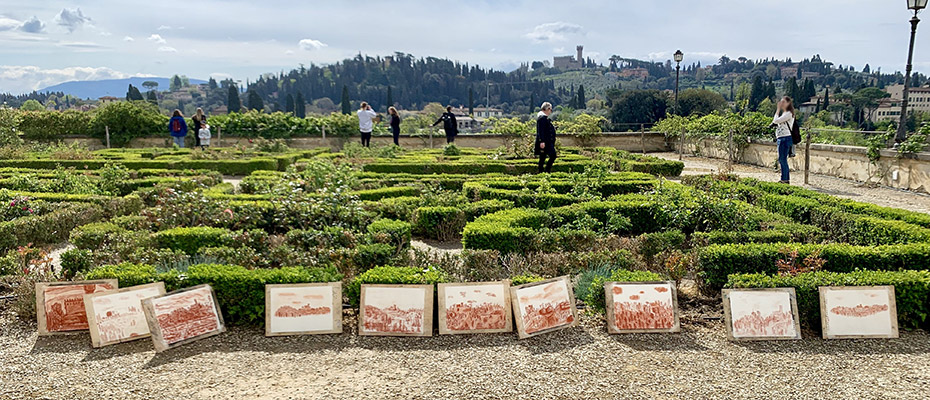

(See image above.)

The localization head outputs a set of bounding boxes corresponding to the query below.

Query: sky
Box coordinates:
[0,0,928,95]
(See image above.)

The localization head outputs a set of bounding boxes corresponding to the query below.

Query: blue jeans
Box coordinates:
[777,137,792,182]
[173,136,185,148]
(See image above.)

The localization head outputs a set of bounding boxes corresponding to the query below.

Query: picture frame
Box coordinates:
[511,276,578,339]
[36,279,118,336]
[722,288,802,341]
[604,281,680,334]
[358,284,433,337]
[265,282,343,337]
[84,282,166,347]
[142,284,226,352]
[437,281,513,335]
[819,286,898,339]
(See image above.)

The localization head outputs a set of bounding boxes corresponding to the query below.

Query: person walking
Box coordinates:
[168,109,188,148]
[357,102,377,147]
[772,96,796,184]
[389,106,401,146]
[192,108,208,148]
[535,102,557,173]
[432,106,459,144]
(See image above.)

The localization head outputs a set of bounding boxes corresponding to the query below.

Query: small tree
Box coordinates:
[247,90,264,112]
[341,85,351,115]
[126,84,144,101]
[295,91,306,118]
[285,94,296,114]
[386,86,394,110]
[142,81,159,92]
[170,75,183,92]
[227,86,241,113]
[20,99,44,111]
[468,87,474,115]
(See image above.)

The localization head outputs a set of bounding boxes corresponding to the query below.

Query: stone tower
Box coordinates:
[576,46,584,64]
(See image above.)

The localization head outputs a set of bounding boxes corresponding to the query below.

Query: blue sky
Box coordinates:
[0,0,927,94]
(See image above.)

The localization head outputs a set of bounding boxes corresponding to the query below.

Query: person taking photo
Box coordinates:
[772,96,796,184]
[357,102,377,147]
[432,106,459,144]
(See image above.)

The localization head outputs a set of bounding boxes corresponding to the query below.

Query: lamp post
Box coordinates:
[896,0,928,143]
[674,50,684,160]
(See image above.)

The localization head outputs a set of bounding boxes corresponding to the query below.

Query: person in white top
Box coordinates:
[772,96,796,184]
[357,102,378,147]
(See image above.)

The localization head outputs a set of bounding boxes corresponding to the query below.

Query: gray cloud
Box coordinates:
[55,8,90,33]
[19,16,45,33]
[524,22,583,43]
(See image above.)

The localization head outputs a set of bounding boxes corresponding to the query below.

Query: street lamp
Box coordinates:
[896,0,928,143]
[674,50,684,160]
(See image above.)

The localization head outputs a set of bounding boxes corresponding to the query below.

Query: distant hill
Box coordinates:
[39,77,207,100]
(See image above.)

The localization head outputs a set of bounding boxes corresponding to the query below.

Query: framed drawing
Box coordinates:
[84,282,166,347]
[358,284,433,337]
[36,280,118,335]
[437,281,513,335]
[142,284,225,352]
[604,281,680,334]
[511,276,578,339]
[819,286,898,339]
[722,288,802,341]
[265,282,343,336]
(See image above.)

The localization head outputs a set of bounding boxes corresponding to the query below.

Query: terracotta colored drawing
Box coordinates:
[608,283,677,332]
[150,286,220,344]
[44,283,115,332]
[517,280,574,334]
[88,284,165,345]
[267,283,338,335]
[727,290,799,339]
[361,286,428,335]
[443,284,508,332]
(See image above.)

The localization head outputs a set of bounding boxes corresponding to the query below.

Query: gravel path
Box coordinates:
[652,152,930,214]
[2,308,929,400]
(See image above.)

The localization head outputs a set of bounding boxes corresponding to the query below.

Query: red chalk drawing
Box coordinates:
[654,287,669,293]
[274,305,331,318]
[445,302,506,331]
[612,301,674,330]
[522,301,574,334]
[152,288,220,344]
[732,306,795,337]
[830,304,889,318]
[44,283,114,332]
[629,295,640,300]
[363,305,424,333]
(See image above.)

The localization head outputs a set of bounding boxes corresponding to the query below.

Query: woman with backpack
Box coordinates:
[192,108,208,147]
[168,109,188,148]
[772,97,796,184]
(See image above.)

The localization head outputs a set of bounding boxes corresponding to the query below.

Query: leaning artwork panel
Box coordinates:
[511,276,577,339]
[265,282,342,336]
[359,284,433,337]
[36,280,118,335]
[819,286,898,339]
[84,282,166,347]
[142,284,225,352]
[604,281,680,334]
[438,281,512,335]
[722,288,801,341]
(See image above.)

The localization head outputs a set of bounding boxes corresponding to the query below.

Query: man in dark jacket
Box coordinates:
[432,106,459,143]
[535,102,556,173]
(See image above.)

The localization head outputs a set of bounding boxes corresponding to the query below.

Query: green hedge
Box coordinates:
[462,208,549,253]
[352,186,420,201]
[70,222,125,249]
[413,206,466,241]
[727,270,930,330]
[0,203,103,251]
[699,242,930,290]
[367,219,412,250]
[345,266,448,306]
[0,159,278,175]
[86,263,343,325]
[152,227,235,255]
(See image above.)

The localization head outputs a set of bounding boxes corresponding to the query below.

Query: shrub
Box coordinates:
[354,243,397,273]
[462,208,549,253]
[413,206,466,241]
[152,226,235,255]
[353,186,419,201]
[367,219,412,251]
[580,269,665,314]
[461,199,515,221]
[691,230,793,246]
[698,242,930,291]
[345,266,448,306]
[727,270,930,330]
[510,274,546,286]
[639,230,686,261]
[60,248,93,279]
[70,222,125,250]
[443,143,462,156]
[90,101,169,146]
[0,203,103,251]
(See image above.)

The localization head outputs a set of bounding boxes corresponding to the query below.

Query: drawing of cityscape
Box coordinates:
[91,286,164,343]
[44,283,115,332]
[517,280,574,334]
[268,285,334,333]
[444,285,507,331]
[610,284,675,331]
[362,287,425,334]
[824,289,895,336]
[729,291,797,337]
[151,287,220,344]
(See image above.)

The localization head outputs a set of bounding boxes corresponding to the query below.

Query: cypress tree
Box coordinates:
[227,86,241,113]
[341,85,351,115]
[146,90,157,105]
[577,85,586,109]
[386,86,394,110]
[749,75,764,111]
[529,92,536,114]
[247,90,264,111]
[295,91,306,118]
[468,87,474,115]
[285,94,295,114]
[823,87,830,109]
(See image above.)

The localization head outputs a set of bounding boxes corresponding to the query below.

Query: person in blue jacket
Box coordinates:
[168,109,188,148]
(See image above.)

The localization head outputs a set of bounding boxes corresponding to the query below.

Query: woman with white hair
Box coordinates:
[534,102,557,173]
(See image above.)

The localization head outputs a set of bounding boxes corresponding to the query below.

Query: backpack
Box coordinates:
[172,119,182,133]
[789,120,802,145]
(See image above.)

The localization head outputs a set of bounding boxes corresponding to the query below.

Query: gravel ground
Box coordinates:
[652,152,930,214]
[2,305,929,400]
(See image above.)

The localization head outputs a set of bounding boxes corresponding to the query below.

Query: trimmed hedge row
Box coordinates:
[362,160,593,175]
[152,227,236,255]
[462,208,549,253]
[699,242,930,290]
[727,270,930,329]
[86,263,343,325]
[0,159,279,175]
[0,202,104,251]
[352,186,420,201]
[345,266,449,306]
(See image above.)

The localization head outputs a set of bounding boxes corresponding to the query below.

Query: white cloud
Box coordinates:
[148,34,167,44]
[123,36,134,42]
[55,8,90,33]
[0,17,21,31]
[0,65,138,93]
[157,25,171,31]
[298,38,327,51]
[19,16,45,33]
[284,50,294,55]
[524,22,583,43]
[157,46,177,53]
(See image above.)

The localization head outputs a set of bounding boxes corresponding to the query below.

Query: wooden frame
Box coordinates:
[604,281,680,334]
[84,282,166,347]
[142,284,226,352]
[722,288,802,341]
[819,286,899,339]
[437,281,513,335]
[265,282,343,337]
[358,284,433,337]
[36,279,118,336]
[510,276,578,339]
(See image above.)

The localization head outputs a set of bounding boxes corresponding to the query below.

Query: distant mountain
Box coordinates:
[39,77,207,100]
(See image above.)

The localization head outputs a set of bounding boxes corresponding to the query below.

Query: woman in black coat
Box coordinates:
[389,107,401,146]
[432,106,459,143]
[535,102,556,173]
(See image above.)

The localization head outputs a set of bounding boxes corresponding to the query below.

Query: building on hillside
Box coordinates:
[553,46,584,70]
[797,100,819,115]
[471,107,504,118]
[618,68,649,79]
[451,107,481,131]
[873,84,930,122]
[98,96,120,104]
[211,105,229,115]
[872,98,902,123]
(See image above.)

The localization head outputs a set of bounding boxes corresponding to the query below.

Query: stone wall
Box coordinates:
[673,137,930,193]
